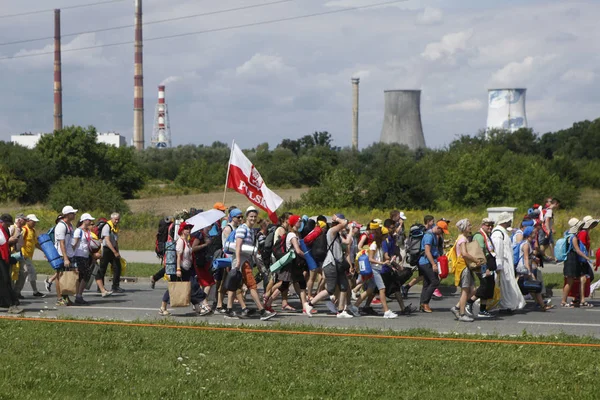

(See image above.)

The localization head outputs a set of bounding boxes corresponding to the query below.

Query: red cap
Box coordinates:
[178,222,193,236]
[288,215,301,227]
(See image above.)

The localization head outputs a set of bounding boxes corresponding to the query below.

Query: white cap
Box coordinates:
[79,213,95,222]
[399,212,407,220]
[246,205,258,215]
[25,214,39,222]
[62,205,78,215]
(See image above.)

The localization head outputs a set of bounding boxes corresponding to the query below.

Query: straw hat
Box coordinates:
[582,215,599,230]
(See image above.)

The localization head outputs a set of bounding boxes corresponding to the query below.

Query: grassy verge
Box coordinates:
[0,319,598,398]
[32,261,160,278]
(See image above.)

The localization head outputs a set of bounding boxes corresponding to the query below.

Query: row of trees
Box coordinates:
[2,118,600,212]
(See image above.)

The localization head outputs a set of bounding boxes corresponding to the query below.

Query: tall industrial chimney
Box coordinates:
[133,0,144,150]
[351,77,359,151]
[53,9,63,132]
[151,85,171,148]
[486,88,528,132]
[379,90,426,150]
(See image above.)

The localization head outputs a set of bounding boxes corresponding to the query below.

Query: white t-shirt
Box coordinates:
[545,209,554,230]
[0,228,7,246]
[176,237,193,270]
[55,221,75,259]
[369,242,384,271]
[285,232,298,252]
[73,228,91,258]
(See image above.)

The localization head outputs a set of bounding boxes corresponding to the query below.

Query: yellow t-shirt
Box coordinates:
[22,225,38,259]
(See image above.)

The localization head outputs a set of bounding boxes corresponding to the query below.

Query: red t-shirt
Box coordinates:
[577,230,590,253]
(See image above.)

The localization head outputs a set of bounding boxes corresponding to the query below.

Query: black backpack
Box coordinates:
[311,230,328,262]
[406,224,426,266]
[155,218,172,258]
[261,225,279,264]
[272,234,288,261]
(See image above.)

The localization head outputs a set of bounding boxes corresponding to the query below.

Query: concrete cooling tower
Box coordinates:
[379,90,426,150]
[486,88,528,132]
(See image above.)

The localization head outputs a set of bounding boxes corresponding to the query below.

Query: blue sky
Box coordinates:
[0,0,598,149]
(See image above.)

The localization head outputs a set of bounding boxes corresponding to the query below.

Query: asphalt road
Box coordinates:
[6,278,600,339]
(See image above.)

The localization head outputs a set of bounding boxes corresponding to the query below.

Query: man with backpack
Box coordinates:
[464,218,497,318]
[224,206,276,321]
[14,214,45,299]
[418,221,444,313]
[54,206,78,306]
[96,212,123,293]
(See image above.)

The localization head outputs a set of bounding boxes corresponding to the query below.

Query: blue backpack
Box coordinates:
[223,224,248,255]
[554,233,573,262]
[512,241,525,267]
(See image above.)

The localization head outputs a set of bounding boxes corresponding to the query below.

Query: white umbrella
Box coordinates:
[186,209,225,234]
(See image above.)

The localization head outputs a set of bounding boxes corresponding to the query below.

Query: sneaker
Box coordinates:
[74,297,89,306]
[158,308,171,316]
[401,285,409,299]
[33,292,46,298]
[371,297,381,305]
[348,305,360,317]
[112,287,125,293]
[101,291,113,298]
[240,308,253,318]
[336,310,353,318]
[7,305,23,314]
[477,310,493,318]
[56,299,67,307]
[304,303,314,317]
[150,278,156,289]
[325,300,338,314]
[17,295,25,300]
[450,306,460,320]
[383,310,398,319]
[224,310,239,319]
[465,303,474,317]
[260,309,277,321]
[215,307,227,314]
[361,306,379,316]
[458,314,474,322]
[432,288,443,299]
[45,279,52,293]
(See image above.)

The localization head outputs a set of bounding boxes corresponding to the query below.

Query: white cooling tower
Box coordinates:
[379,90,426,150]
[486,88,528,132]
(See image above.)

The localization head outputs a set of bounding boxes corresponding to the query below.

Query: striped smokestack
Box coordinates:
[53,9,62,132]
[133,0,144,150]
[351,77,359,151]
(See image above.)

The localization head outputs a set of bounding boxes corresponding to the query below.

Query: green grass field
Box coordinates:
[0,319,598,399]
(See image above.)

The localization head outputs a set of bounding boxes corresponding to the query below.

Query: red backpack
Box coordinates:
[92,218,108,238]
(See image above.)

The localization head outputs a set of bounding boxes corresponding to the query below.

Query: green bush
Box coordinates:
[47,176,129,215]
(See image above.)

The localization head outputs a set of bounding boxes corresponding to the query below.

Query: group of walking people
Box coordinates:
[155,198,597,321]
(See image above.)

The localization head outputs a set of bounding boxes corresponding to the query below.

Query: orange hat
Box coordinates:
[213,202,226,211]
[436,221,450,234]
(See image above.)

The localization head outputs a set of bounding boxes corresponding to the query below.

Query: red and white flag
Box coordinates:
[226,142,283,223]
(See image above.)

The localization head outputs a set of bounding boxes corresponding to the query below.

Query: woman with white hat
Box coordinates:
[562,218,593,308]
[72,213,102,305]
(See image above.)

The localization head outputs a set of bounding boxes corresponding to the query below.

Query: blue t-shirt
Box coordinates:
[418,231,439,266]
[381,235,396,273]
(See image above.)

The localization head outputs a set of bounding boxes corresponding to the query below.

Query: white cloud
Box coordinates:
[445,99,483,111]
[160,76,182,86]
[560,68,595,84]
[235,53,294,80]
[421,29,473,62]
[489,55,556,87]
[417,7,443,25]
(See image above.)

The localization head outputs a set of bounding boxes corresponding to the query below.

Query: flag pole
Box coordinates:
[223,140,235,204]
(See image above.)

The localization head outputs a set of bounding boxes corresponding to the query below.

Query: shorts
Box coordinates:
[196,262,215,287]
[323,262,348,294]
[362,269,385,291]
[538,230,553,246]
[475,273,495,299]
[459,268,474,289]
[74,256,93,282]
[240,262,257,290]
